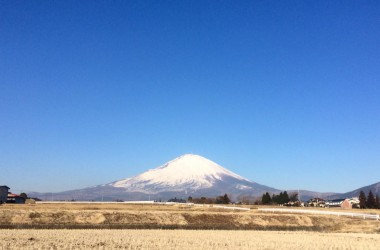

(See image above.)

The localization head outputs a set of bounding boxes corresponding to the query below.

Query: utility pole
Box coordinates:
[298,189,300,201]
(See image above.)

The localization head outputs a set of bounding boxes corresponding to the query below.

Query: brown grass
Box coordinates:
[1,229,380,249]
[0,203,379,232]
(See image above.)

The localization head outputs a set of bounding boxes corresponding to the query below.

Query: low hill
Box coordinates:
[329,181,380,199]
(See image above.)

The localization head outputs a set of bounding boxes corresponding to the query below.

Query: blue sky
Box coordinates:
[1,1,379,193]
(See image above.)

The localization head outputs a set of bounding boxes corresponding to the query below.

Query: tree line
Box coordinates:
[261,191,298,205]
[358,190,380,209]
[187,194,231,204]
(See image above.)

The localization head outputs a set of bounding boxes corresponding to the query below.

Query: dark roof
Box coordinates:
[327,199,345,202]
[0,186,10,189]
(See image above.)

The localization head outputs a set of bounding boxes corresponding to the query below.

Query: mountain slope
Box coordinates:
[29,154,377,202]
[106,154,279,199]
[111,154,250,192]
[30,154,279,201]
[330,181,380,199]
[286,190,337,202]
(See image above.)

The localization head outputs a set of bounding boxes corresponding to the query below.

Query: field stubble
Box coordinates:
[1,229,380,250]
[1,203,380,249]
[0,203,379,232]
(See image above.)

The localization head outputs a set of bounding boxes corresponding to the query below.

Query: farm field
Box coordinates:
[2,202,380,214]
[1,229,380,249]
[0,203,379,232]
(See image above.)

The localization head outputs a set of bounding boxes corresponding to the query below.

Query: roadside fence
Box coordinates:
[258,208,379,220]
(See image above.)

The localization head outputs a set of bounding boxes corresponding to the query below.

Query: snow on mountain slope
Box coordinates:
[29,154,282,201]
[111,154,251,192]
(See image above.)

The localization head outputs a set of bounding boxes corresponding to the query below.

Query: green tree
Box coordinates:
[223,194,230,204]
[272,193,276,203]
[375,194,380,209]
[366,190,376,209]
[359,190,367,209]
[270,191,290,204]
[267,192,272,204]
[283,191,290,204]
[19,193,28,199]
[261,193,267,204]
[215,195,224,204]
[262,192,271,205]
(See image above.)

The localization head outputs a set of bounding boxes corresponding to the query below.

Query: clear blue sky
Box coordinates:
[1,1,379,193]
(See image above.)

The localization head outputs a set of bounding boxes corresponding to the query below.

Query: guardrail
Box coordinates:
[258,208,379,220]
[186,203,250,211]
[212,205,250,211]
[36,201,250,211]
[36,201,132,204]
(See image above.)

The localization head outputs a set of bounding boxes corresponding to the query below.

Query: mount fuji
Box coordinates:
[31,154,279,201]
[112,154,258,192]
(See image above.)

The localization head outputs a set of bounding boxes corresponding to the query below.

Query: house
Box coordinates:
[326,198,356,209]
[348,197,360,208]
[284,201,304,207]
[325,197,360,209]
[0,186,10,204]
[7,193,26,204]
[307,198,326,207]
[326,199,346,208]
[341,199,352,209]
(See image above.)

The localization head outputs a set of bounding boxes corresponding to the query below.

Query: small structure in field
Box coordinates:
[326,199,344,207]
[7,193,26,204]
[0,186,10,204]
[307,198,326,207]
[25,198,36,204]
[347,197,360,208]
[326,199,346,208]
[340,199,352,209]
[326,197,359,209]
[283,201,304,207]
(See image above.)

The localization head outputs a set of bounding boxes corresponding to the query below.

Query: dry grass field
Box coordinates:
[0,203,379,232]
[1,203,379,249]
[1,229,380,249]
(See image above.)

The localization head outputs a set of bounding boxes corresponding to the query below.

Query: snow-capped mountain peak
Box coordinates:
[30,154,280,201]
[111,154,249,192]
